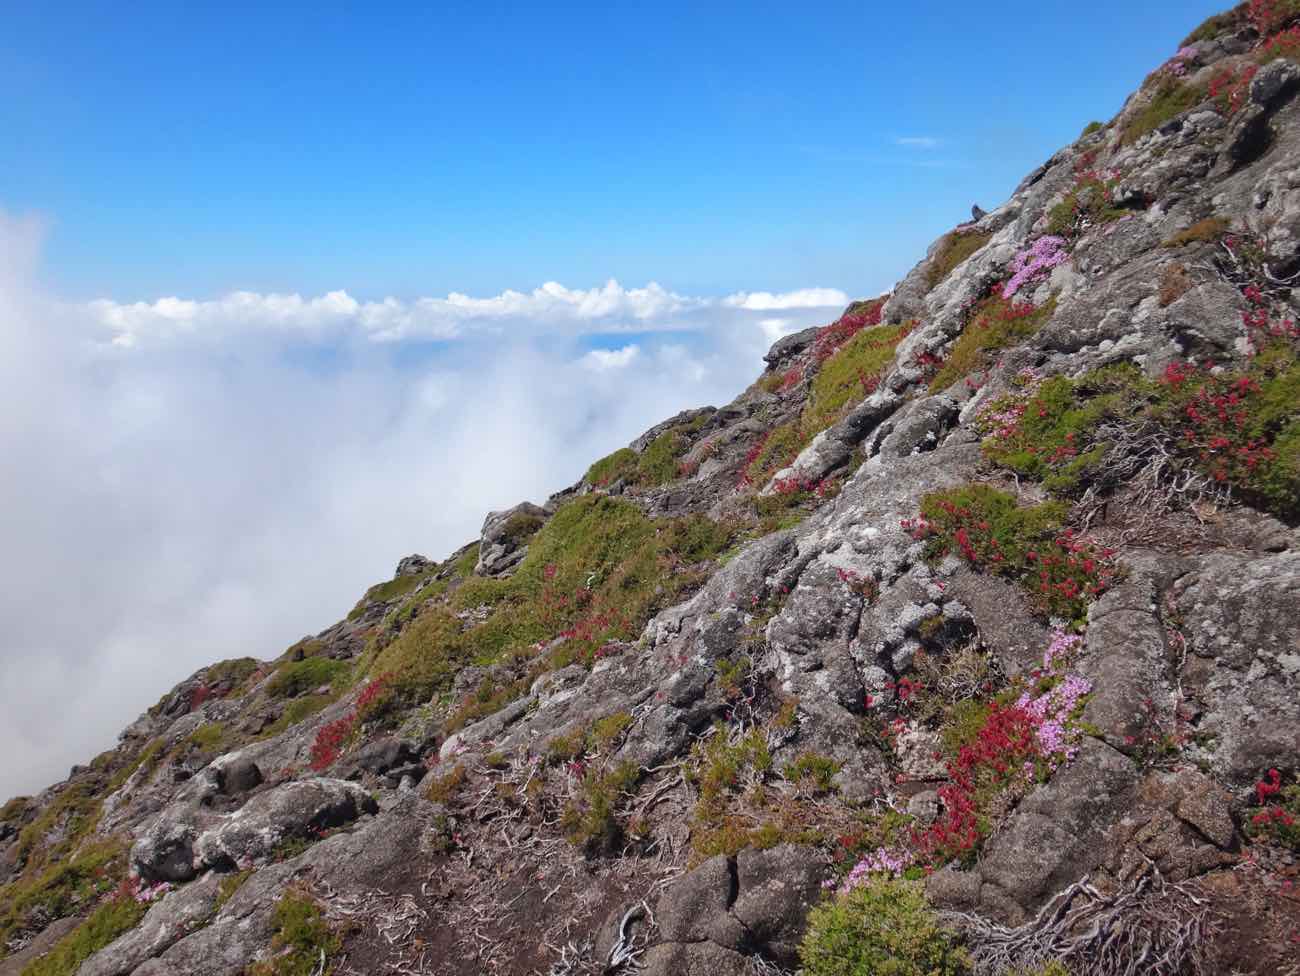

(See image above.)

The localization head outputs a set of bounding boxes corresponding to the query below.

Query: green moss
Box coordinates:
[929,296,1056,392]
[214,868,254,913]
[799,878,969,976]
[205,657,262,688]
[1163,217,1230,248]
[927,231,993,291]
[258,694,339,741]
[589,712,632,751]
[11,785,107,882]
[247,890,341,976]
[106,738,166,793]
[497,511,544,546]
[20,896,147,976]
[584,420,703,489]
[1080,120,1104,138]
[0,840,127,957]
[266,657,351,700]
[1121,80,1205,146]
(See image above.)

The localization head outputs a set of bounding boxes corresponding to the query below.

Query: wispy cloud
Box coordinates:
[895,136,942,149]
[580,344,640,371]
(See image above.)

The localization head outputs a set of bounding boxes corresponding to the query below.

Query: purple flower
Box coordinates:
[1003,236,1068,298]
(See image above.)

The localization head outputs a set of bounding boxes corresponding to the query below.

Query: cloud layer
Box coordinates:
[0,213,848,800]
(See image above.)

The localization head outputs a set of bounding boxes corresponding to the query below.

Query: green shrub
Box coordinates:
[1182,4,1246,45]
[497,510,544,545]
[347,571,430,620]
[246,890,340,976]
[799,877,969,976]
[184,722,226,753]
[782,752,841,793]
[1121,80,1204,145]
[1046,175,1128,239]
[21,896,147,976]
[560,761,639,855]
[805,323,910,432]
[266,657,351,699]
[585,447,638,487]
[1080,120,1104,138]
[927,231,993,291]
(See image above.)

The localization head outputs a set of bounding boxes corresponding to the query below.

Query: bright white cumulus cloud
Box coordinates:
[0,209,855,801]
[88,281,848,348]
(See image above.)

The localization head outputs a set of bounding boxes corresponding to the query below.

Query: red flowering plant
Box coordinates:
[910,484,1116,625]
[1209,63,1260,117]
[811,298,885,365]
[1245,768,1300,851]
[309,714,355,771]
[1248,0,1300,36]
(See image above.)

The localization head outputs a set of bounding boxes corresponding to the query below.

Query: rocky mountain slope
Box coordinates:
[4,4,1300,975]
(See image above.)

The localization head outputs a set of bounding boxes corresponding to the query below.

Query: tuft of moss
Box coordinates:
[927,231,993,291]
[798,877,969,976]
[214,868,254,913]
[1162,216,1229,248]
[782,752,842,793]
[184,722,226,753]
[497,511,544,546]
[246,889,341,976]
[1182,4,1247,45]
[1121,80,1205,146]
[20,896,147,976]
[266,657,351,700]
[929,295,1056,393]
[347,570,431,620]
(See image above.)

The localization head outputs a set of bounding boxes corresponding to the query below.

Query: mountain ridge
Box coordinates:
[4,4,1300,974]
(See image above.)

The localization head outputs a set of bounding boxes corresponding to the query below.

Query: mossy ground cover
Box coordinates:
[927,230,993,291]
[246,890,341,976]
[740,323,909,487]
[1121,79,1205,145]
[978,346,1300,520]
[20,895,146,976]
[0,840,127,959]
[928,296,1056,393]
[363,495,735,719]
[584,414,710,488]
[266,657,352,699]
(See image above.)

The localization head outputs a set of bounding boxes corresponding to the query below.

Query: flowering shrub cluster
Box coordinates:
[188,683,213,713]
[1047,154,1129,234]
[1246,769,1300,850]
[911,484,1115,623]
[1259,23,1300,59]
[1209,62,1259,116]
[841,629,1092,885]
[1161,46,1197,77]
[1249,0,1300,35]
[928,293,1056,392]
[812,300,885,364]
[309,714,355,771]
[1002,236,1068,298]
[772,472,833,498]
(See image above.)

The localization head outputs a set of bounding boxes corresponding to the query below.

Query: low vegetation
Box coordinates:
[20,895,147,976]
[246,889,341,976]
[928,295,1056,393]
[927,230,993,291]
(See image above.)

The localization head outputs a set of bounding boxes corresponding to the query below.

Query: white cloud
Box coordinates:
[722,287,848,311]
[0,211,857,801]
[580,344,640,371]
[895,136,942,148]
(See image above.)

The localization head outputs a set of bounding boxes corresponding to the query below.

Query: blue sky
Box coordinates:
[0,1,1230,798]
[5,0,1224,303]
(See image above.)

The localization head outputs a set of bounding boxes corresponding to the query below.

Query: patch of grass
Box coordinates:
[367,496,735,710]
[1121,80,1205,146]
[247,890,341,976]
[106,738,167,794]
[184,722,226,753]
[205,657,262,688]
[258,694,340,741]
[799,877,969,976]
[347,571,432,620]
[266,657,351,700]
[1046,175,1129,239]
[584,447,638,487]
[560,761,639,856]
[426,764,467,804]
[10,785,108,882]
[1163,216,1229,248]
[927,231,993,291]
[805,323,909,432]
[497,511,544,546]
[929,295,1056,392]
[689,727,773,825]
[583,416,709,489]
[1080,120,1104,138]
[20,895,147,976]
[1,797,29,823]
[782,752,842,793]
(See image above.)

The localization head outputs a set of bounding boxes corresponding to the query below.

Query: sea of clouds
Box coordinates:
[0,210,851,800]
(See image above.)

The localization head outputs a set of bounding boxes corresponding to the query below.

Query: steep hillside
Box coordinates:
[4,4,1300,975]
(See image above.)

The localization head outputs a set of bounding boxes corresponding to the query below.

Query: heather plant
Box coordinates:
[1182,5,1248,45]
[1046,168,1128,238]
[1249,0,1300,35]
[928,295,1056,393]
[782,752,842,794]
[909,485,1115,624]
[927,230,993,291]
[1209,63,1259,116]
[1002,237,1068,299]
[1245,769,1300,850]
[799,878,969,976]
